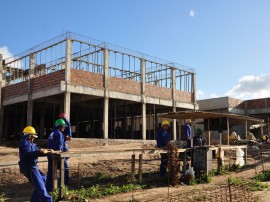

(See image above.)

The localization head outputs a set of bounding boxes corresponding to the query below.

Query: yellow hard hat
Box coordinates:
[23,126,38,138]
[162,120,170,126]
[262,135,268,141]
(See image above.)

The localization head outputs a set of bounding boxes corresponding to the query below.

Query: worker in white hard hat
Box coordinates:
[18,126,53,202]
[156,120,171,176]
[184,119,192,148]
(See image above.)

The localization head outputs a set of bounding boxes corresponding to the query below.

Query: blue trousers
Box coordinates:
[160,153,168,176]
[23,167,52,202]
[46,156,70,192]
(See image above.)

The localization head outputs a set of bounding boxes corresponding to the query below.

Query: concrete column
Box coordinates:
[65,38,71,83]
[171,67,177,140]
[141,59,146,140]
[192,73,197,109]
[103,48,109,139]
[64,92,71,119]
[64,38,72,120]
[40,106,45,139]
[131,113,135,139]
[27,53,35,125]
[0,54,3,139]
[103,97,109,139]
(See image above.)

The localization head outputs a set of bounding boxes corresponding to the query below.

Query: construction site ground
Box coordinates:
[1,141,270,202]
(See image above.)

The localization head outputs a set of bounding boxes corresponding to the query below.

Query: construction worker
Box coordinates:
[184,119,192,148]
[193,128,206,146]
[156,120,171,176]
[18,126,53,202]
[262,135,270,143]
[46,119,69,192]
[59,113,72,152]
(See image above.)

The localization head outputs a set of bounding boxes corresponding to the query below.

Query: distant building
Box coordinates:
[197,96,270,137]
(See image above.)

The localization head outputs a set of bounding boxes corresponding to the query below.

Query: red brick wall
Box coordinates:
[246,99,266,109]
[108,77,141,95]
[2,81,28,100]
[2,70,65,100]
[32,70,65,92]
[234,98,270,109]
[175,91,193,102]
[71,69,103,88]
[145,84,172,99]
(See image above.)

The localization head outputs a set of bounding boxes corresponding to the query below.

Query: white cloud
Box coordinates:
[209,93,220,98]
[189,10,195,17]
[0,46,13,59]
[226,74,270,99]
[196,89,204,99]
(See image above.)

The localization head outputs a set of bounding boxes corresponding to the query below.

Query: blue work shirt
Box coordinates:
[19,135,40,172]
[156,129,171,148]
[193,135,206,146]
[48,128,65,151]
[184,123,191,139]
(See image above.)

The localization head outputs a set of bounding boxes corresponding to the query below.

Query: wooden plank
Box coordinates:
[138,154,143,184]
[52,155,58,191]
[130,154,135,182]
[60,157,65,198]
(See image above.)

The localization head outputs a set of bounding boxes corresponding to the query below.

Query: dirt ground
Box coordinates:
[1,141,270,202]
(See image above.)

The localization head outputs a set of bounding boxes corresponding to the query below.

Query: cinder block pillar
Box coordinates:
[171,67,176,140]
[103,48,109,139]
[64,38,72,120]
[0,54,3,139]
[141,59,146,140]
[27,53,35,125]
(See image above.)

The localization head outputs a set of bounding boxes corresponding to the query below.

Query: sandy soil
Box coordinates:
[1,142,270,202]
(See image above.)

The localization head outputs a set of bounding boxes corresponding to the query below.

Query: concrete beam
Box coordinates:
[3,86,62,106]
[248,108,270,114]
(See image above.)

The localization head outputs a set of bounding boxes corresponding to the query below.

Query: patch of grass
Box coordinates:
[0,193,5,202]
[212,164,244,175]
[229,177,269,191]
[51,183,143,201]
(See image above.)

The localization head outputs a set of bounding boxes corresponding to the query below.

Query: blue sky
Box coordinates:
[1,0,270,100]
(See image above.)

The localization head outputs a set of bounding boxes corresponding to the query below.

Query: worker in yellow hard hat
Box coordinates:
[156,120,171,176]
[18,126,53,202]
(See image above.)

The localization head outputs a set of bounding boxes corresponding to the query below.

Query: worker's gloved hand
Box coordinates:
[40,148,51,155]
[48,149,57,154]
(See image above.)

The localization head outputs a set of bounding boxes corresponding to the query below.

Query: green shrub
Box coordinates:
[253,169,270,182]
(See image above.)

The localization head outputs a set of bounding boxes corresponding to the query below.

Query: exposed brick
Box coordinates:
[108,77,141,95]
[247,99,266,109]
[71,69,103,88]
[2,81,28,99]
[32,70,65,92]
[175,91,193,103]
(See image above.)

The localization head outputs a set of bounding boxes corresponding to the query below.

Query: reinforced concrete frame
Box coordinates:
[0,31,197,141]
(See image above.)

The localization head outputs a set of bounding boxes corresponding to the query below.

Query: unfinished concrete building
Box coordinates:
[0,32,197,141]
